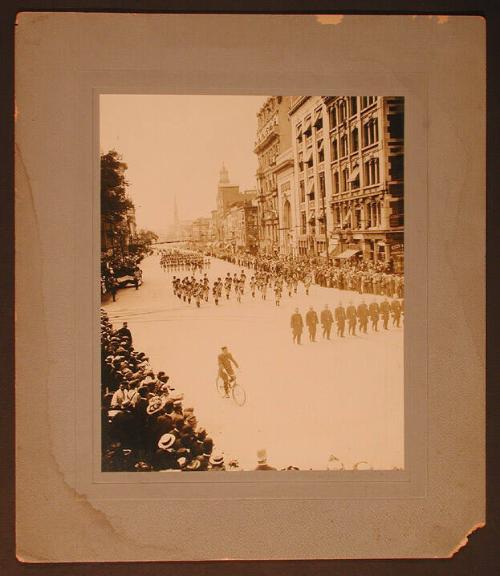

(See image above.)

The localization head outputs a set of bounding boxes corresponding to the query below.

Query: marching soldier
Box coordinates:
[380,298,391,330]
[249,275,256,298]
[391,299,402,327]
[290,308,304,345]
[305,306,319,342]
[346,301,357,336]
[303,273,312,296]
[369,301,380,331]
[356,300,369,334]
[320,304,334,340]
[334,302,346,337]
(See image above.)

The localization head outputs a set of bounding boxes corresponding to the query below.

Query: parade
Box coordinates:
[100,94,405,471]
[102,245,404,471]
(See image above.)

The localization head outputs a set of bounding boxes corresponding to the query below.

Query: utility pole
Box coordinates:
[320,188,330,264]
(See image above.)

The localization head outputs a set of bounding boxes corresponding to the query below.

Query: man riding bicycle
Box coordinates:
[218,346,239,397]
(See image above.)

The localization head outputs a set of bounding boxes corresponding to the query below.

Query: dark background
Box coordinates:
[1,1,498,574]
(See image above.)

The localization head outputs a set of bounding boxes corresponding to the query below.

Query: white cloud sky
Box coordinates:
[100,94,268,232]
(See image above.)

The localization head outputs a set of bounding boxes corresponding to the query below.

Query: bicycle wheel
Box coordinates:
[216,375,227,398]
[231,383,246,406]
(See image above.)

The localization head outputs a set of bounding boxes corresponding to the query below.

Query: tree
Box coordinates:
[101,150,136,256]
[129,229,159,261]
[101,150,134,223]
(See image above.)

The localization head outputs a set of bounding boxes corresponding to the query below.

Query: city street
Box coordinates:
[103,253,404,471]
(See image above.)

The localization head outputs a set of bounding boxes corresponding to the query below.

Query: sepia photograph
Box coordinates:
[100,94,405,473]
[13,12,486,561]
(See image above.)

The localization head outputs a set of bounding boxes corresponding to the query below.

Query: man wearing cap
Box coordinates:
[369,301,380,331]
[380,298,391,330]
[391,299,402,327]
[217,346,239,397]
[335,302,346,337]
[290,308,304,345]
[320,304,334,340]
[305,306,319,342]
[356,300,369,334]
[346,301,357,336]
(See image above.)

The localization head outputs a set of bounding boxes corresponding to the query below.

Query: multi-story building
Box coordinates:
[189,217,211,244]
[223,201,259,254]
[275,147,296,255]
[254,96,293,254]
[325,96,404,269]
[289,95,404,270]
[214,163,250,244]
[289,96,330,257]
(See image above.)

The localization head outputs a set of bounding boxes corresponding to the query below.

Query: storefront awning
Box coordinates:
[348,166,360,182]
[335,248,360,259]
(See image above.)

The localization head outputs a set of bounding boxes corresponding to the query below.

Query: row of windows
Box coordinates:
[299,199,383,234]
[297,118,378,170]
[298,157,380,200]
[296,97,378,143]
[332,159,380,194]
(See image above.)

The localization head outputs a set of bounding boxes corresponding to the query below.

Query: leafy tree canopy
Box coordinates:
[101,150,134,220]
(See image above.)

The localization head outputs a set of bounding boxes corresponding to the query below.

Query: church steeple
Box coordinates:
[219,162,230,186]
[173,194,179,226]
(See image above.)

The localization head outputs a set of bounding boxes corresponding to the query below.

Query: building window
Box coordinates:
[331,138,338,160]
[307,178,315,201]
[351,127,359,152]
[304,117,312,136]
[314,112,323,130]
[299,180,305,203]
[361,96,377,109]
[342,168,349,191]
[363,118,379,147]
[301,211,307,234]
[339,100,347,122]
[296,125,303,142]
[364,158,380,185]
[349,96,358,116]
[341,134,348,157]
[319,172,326,198]
[332,171,340,195]
[317,140,325,163]
[298,152,304,172]
[329,106,337,128]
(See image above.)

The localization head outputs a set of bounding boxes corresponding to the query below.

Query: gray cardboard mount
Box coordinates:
[15,13,485,561]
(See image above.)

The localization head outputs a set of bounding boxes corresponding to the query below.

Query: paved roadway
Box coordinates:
[103,253,404,471]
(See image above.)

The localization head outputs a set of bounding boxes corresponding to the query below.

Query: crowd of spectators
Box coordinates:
[101,309,224,472]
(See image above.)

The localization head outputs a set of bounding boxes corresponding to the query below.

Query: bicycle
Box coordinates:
[216,372,246,406]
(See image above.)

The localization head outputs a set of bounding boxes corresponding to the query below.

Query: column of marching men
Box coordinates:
[156,249,404,324]
[289,299,403,345]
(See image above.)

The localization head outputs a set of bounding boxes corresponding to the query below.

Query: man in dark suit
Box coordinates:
[356,300,369,334]
[369,301,380,331]
[320,304,334,340]
[290,308,304,345]
[346,301,357,336]
[305,306,319,342]
[117,321,132,343]
[335,302,346,337]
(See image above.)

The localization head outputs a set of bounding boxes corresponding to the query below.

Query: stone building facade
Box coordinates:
[289,95,404,269]
[254,96,293,254]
